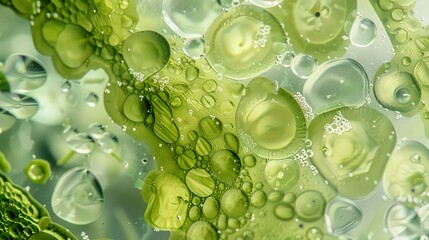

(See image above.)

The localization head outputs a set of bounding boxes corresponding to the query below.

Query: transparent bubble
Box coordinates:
[0,110,16,134]
[350,18,377,47]
[61,81,72,93]
[52,168,104,225]
[85,92,99,107]
[291,54,318,79]
[2,54,47,93]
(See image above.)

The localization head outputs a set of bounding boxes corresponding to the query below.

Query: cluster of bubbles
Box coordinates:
[2,0,429,239]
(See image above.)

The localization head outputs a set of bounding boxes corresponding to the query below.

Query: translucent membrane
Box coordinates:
[308,106,396,199]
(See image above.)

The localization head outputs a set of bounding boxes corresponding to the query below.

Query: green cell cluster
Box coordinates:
[0,172,77,240]
[2,0,422,239]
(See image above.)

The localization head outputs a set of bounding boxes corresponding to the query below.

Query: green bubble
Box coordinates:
[55,24,95,68]
[203,196,220,220]
[0,71,9,92]
[189,206,202,222]
[242,155,256,168]
[250,190,267,208]
[199,116,222,140]
[177,150,197,170]
[221,189,249,218]
[274,203,294,221]
[265,159,300,191]
[295,191,326,222]
[24,159,51,184]
[224,133,239,154]
[205,5,286,79]
[196,137,212,156]
[308,106,396,199]
[151,95,179,143]
[186,168,215,197]
[186,221,218,240]
[237,77,306,159]
[122,31,170,77]
[202,79,217,93]
[210,149,241,182]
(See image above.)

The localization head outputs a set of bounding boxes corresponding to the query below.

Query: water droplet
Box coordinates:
[85,92,99,107]
[0,92,39,119]
[350,18,377,47]
[291,54,318,79]
[221,189,249,218]
[183,37,205,59]
[61,81,72,93]
[51,168,104,225]
[66,133,96,154]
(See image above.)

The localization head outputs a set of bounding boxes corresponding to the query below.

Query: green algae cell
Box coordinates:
[143,172,189,230]
[204,5,286,80]
[374,70,421,114]
[122,31,170,78]
[264,158,300,191]
[308,106,396,199]
[0,172,77,240]
[185,168,215,197]
[383,141,429,207]
[281,0,356,61]
[236,77,306,159]
[210,149,241,182]
[24,159,52,184]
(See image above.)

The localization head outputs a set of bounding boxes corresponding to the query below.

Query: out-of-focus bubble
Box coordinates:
[0,110,16,134]
[52,168,104,225]
[0,92,39,119]
[66,133,96,154]
[2,54,47,93]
